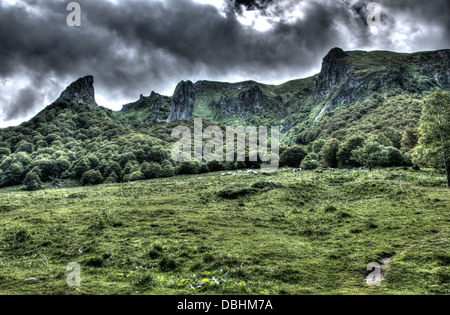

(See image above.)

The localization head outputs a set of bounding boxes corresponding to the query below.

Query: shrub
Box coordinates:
[129,171,143,181]
[142,162,162,179]
[160,165,175,178]
[206,160,224,172]
[81,170,103,186]
[301,159,319,170]
[23,171,41,191]
[320,138,340,168]
[280,146,308,167]
[177,161,200,175]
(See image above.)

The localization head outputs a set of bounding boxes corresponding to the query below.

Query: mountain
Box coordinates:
[0,47,449,188]
[117,47,449,144]
[57,75,98,108]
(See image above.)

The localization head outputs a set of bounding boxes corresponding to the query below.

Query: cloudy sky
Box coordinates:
[0,0,449,127]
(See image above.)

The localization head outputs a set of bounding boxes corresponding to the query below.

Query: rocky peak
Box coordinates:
[166,80,196,122]
[420,49,450,88]
[209,85,271,121]
[314,48,352,102]
[57,75,98,107]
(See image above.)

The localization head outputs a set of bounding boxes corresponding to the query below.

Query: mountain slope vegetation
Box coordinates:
[0,48,449,189]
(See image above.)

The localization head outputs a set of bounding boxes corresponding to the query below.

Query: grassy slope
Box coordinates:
[0,168,448,295]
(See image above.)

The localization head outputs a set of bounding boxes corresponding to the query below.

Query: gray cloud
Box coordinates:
[0,0,449,123]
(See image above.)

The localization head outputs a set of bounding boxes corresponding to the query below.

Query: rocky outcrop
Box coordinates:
[420,49,450,88]
[57,75,98,107]
[315,48,352,104]
[209,85,271,120]
[122,91,170,122]
[194,80,258,95]
[166,81,196,122]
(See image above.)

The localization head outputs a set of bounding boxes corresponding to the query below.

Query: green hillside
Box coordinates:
[0,168,448,294]
[0,48,449,296]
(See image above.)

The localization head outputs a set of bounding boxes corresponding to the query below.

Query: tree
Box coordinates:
[15,140,33,154]
[368,133,393,147]
[0,162,25,187]
[337,135,365,166]
[351,141,388,171]
[301,155,319,170]
[81,170,103,186]
[320,138,340,168]
[23,171,41,191]
[206,160,224,172]
[412,89,450,188]
[142,162,162,179]
[279,146,308,167]
[71,157,91,179]
[177,161,200,175]
[384,146,405,166]
[0,147,11,157]
[400,124,420,159]
[161,165,175,178]
[312,139,326,154]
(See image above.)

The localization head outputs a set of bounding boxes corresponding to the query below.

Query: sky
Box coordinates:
[0,0,449,127]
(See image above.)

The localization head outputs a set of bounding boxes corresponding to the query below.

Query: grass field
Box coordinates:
[0,168,449,295]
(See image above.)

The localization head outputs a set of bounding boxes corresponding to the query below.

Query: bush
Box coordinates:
[206,160,223,172]
[384,146,405,166]
[23,171,41,191]
[301,159,319,170]
[161,165,175,177]
[142,162,162,179]
[129,171,143,181]
[177,161,200,175]
[320,138,340,168]
[81,170,103,186]
[279,146,308,167]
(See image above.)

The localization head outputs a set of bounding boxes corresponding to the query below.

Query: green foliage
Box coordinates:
[301,158,319,170]
[160,165,175,178]
[384,147,405,167]
[0,162,24,187]
[351,141,389,171]
[312,139,326,154]
[71,158,91,179]
[142,162,162,179]
[81,170,103,186]
[206,160,224,172]
[0,167,448,295]
[368,133,393,147]
[400,124,420,158]
[177,161,200,175]
[279,145,308,167]
[337,135,365,166]
[320,138,340,168]
[412,88,450,187]
[23,171,41,191]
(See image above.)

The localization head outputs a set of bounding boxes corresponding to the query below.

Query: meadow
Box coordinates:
[0,167,448,295]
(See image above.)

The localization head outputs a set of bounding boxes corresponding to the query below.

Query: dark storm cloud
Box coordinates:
[225,0,274,14]
[0,0,449,122]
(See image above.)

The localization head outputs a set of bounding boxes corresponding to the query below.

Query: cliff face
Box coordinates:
[314,48,352,103]
[208,85,273,120]
[57,75,98,107]
[122,91,170,122]
[166,80,196,122]
[313,48,450,116]
[420,49,450,88]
